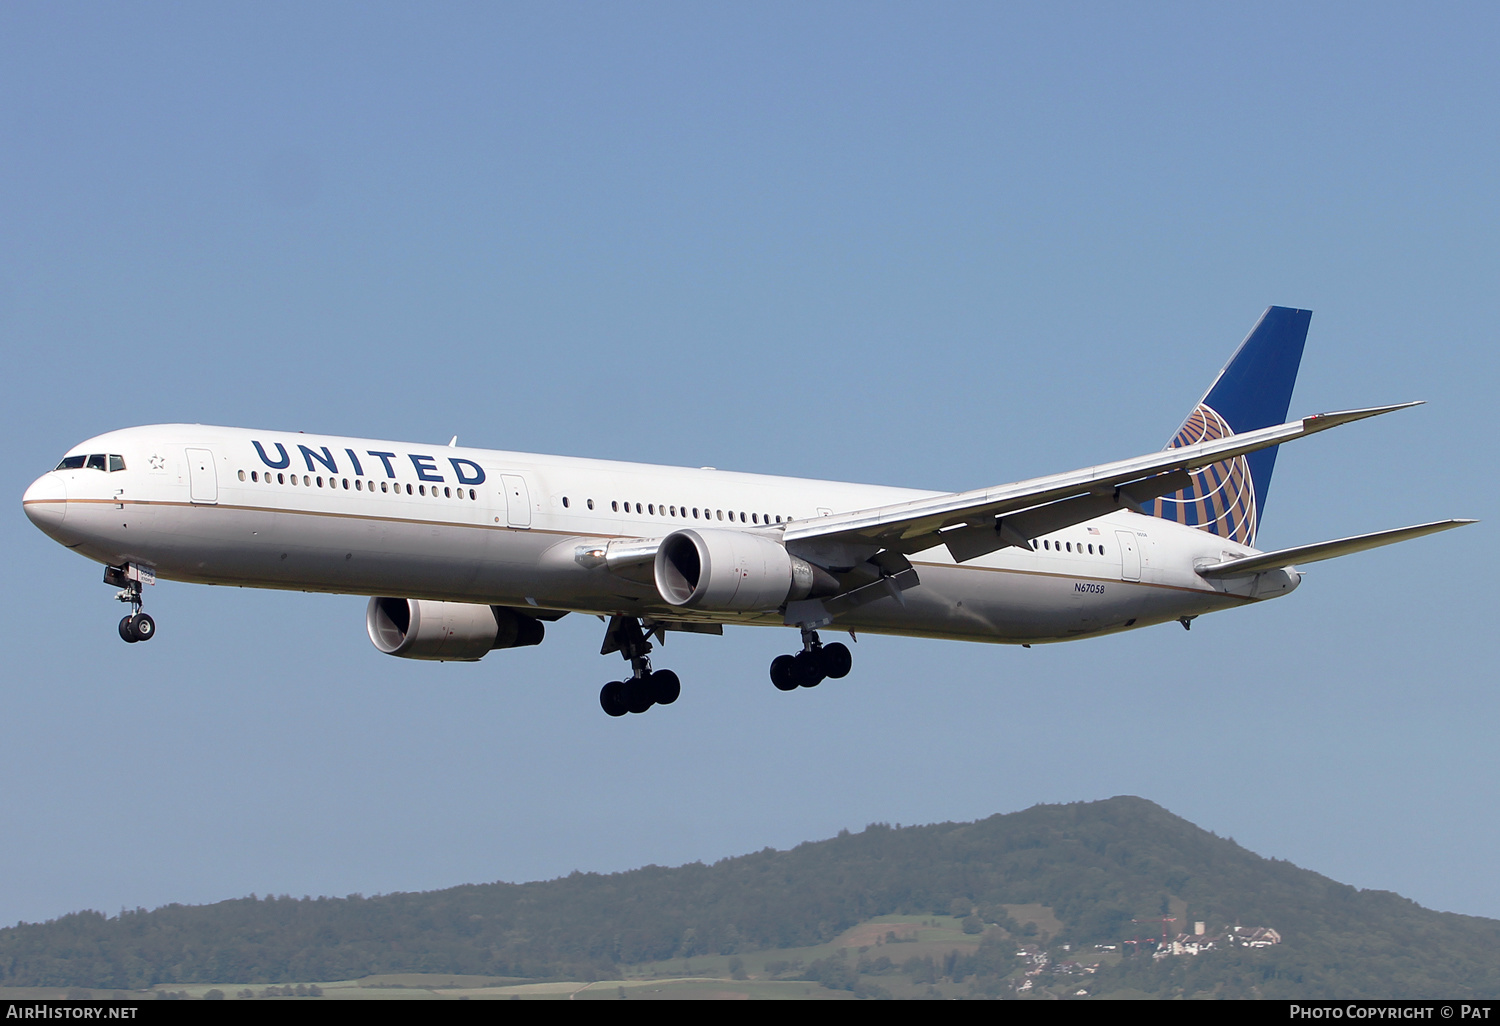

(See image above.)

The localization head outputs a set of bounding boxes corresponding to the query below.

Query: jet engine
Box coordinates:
[366,598,545,661]
[654,529,837,612]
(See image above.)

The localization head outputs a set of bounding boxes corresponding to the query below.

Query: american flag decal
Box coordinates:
[1152,403,1257,545]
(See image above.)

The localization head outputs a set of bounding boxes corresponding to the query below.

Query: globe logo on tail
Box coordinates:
[1152,403,1257,545]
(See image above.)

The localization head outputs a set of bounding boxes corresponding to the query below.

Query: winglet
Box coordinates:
[1301,401,1424,433]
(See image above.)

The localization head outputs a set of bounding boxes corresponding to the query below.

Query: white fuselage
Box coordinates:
[23,424,1295,644]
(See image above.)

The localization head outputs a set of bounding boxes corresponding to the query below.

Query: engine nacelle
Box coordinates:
[366,598,545,661]
[654,529,836,612]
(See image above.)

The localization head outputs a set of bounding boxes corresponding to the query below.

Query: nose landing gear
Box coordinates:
[770,629,852,691]
[105,564,157,643]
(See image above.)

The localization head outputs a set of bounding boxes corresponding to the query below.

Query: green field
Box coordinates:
[0,914,1023,1001]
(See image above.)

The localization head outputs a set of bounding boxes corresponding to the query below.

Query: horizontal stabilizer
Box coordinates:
[1195,519,1476,578]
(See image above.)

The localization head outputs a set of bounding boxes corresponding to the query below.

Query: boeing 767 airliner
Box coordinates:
[23,308,1473,716]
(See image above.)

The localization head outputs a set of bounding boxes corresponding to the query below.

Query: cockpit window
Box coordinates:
[55,453,125,471]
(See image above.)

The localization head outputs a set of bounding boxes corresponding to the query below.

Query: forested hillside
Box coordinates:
[3,797,1496,997]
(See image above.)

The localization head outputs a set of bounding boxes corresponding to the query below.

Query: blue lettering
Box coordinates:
[344,448,364,476]
[299,445,339,474]
[450,458,485,485]
[409,454,444,482]
[252,441,291,470]
[367,451,398,478]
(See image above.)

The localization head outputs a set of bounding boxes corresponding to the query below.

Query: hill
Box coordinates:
[2,796,1496,998]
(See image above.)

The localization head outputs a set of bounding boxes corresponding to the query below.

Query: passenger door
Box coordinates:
[186,448,218,504]
[499,473,531,528]
[1115,530,1141,582]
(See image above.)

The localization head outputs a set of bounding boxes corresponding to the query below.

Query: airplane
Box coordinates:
[22,307,1473,717]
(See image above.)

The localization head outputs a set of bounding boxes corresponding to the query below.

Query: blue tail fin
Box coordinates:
[1150,306,1311,545]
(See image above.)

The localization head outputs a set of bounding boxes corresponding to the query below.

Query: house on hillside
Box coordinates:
[1230,927,1281,948]
[1152,924,1281,959]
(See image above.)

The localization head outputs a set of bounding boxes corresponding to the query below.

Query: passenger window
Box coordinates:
[562,496,569,508]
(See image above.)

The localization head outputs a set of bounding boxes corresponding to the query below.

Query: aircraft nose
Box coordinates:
[22,472,67,530]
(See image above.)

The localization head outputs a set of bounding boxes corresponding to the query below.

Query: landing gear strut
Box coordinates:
[769,628,852,692]
[106,564,156,644]
[598,616,680,717]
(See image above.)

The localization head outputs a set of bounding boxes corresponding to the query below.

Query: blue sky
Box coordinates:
[3,3,1496,931]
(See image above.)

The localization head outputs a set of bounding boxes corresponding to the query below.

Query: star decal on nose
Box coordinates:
[149,454,166,470]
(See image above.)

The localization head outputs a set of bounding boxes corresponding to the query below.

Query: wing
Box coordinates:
[781,403,1422,566]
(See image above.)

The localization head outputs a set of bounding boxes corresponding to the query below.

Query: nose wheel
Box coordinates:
[106,564,157,643]
[770,630,851,691]
[118,612,156,643]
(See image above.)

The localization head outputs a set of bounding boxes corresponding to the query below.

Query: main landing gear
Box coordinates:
[594,618,855,717]
[598,616,680,717]
[105,564,156,644]
[769,629,852,692]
